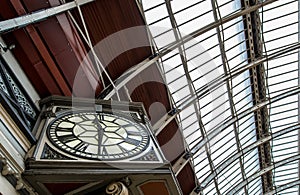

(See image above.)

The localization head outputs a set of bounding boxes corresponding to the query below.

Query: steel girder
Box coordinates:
[0,0,94,34]
[101,0,280,100]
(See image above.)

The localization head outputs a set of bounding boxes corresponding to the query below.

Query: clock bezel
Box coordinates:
[46,109,150,161]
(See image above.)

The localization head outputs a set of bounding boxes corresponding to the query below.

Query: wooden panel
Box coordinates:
[1,29,62,96]
[0,0,65,97]
[1,0,95,97]
[49,0,101,96]
[35,17,93,96]
[35,18,71,56]
[157,121,185,164]
[70,0,151,85]
[21,0,49,11]
[33,61,63,95]
[129,65,171,124]
[22,0,100,97]
[43,182,88,195]
[139,181,170,195]
[177,164,196,195]
[0,0,16,19]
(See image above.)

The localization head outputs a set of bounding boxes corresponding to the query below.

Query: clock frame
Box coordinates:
[23,96,182,195]
[28,95,165,166]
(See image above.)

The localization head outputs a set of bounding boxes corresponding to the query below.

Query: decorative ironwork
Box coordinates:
[41,144,73,160]
[0,73,9,96]
[0,56,38,137]
[133,147,159,161]
[4,70,36,119]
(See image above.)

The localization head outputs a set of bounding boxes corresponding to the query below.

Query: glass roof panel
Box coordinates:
[141,0,299,193]
[261,0,299,192]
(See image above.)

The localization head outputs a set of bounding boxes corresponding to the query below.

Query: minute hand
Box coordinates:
[93,116,104,155]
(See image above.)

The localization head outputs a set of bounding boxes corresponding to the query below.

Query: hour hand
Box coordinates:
[92,116,102,129]
[92,115,105,154]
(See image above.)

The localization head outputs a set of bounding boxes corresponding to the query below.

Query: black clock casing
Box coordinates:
[29,96,165,165]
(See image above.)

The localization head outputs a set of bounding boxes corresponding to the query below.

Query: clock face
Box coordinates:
[47,111,150,160]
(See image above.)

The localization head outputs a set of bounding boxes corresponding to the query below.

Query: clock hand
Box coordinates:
[93,115,105,155]
[124,137,140,146]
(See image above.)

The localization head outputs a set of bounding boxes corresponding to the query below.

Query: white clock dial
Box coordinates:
[47,111,149,160]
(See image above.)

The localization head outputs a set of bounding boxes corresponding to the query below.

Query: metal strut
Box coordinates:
[0,0,94,34]
[164,0,221,193]
[226,154,300,194]
[211,0,248,193]
[152,43,300,136]
[101,0,280,100]
[242,0,273,192]
[200,123,300,188]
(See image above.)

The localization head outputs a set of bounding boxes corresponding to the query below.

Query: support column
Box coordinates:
[242,0,273,192]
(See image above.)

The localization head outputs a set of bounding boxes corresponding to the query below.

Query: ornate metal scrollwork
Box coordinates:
[133,147,159,161]
[0,56,38,136]
[0,73,9,96]
[4,71,36,118]
[41,144,73,160]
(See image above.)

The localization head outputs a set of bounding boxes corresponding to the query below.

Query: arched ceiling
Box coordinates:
[1,0,300,194]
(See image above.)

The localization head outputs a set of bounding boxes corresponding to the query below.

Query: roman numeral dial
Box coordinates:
[47,110,150,160]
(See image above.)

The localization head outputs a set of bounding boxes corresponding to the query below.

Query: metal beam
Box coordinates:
[7,0,73,96]
[160,0,279,54]
[298,1,300,194]
[134,0,157,54]
[0,0,94,34]
[164,0,220,192]
[264,179,300,195]
[226,154,300,194]
[172,152,191,176]
[191,85,300,155]
[200,123,300,188]
[101,0,280,100]
[134,0,179,109]
[152,43,300,135]
[242,0,272,192]
[211,0,248,193]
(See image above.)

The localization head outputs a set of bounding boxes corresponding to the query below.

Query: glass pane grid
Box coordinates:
[141,0,299,193]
